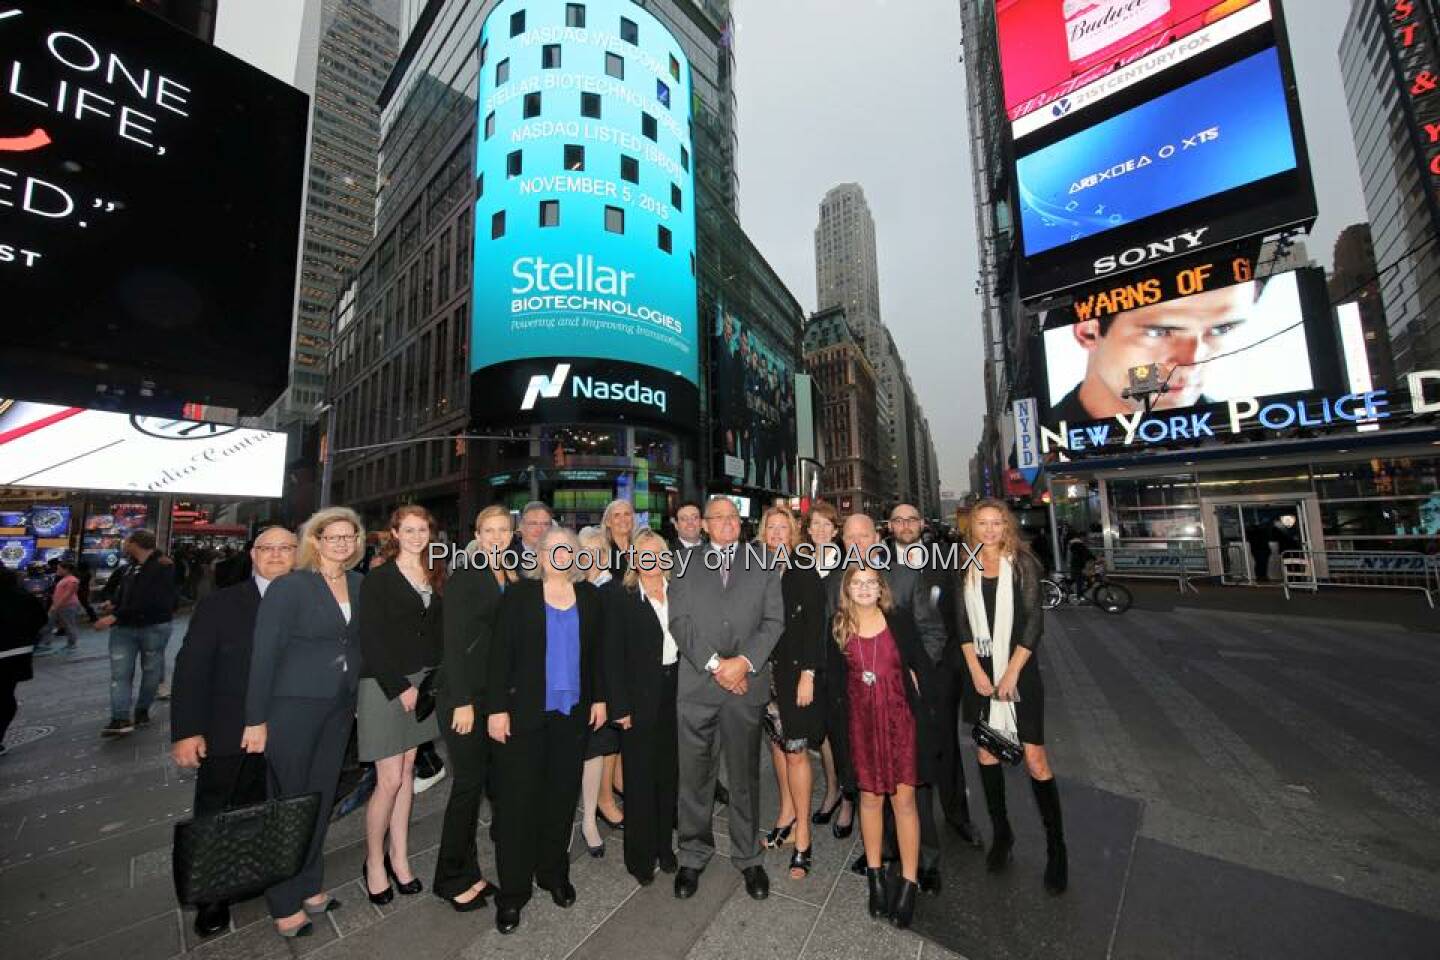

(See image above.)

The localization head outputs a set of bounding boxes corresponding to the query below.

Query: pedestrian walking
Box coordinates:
[95,530,177,737]
[0,566,46,756]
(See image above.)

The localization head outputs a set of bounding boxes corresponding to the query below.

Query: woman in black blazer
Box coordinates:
[756,507,828,879]
[355,506,445,905]
[610,528,680,885]
[242,507,366,939]
[433,505,517,910]
[486,527,608,935]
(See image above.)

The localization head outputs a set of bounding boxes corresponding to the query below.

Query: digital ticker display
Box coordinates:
[1017,47,1296,257]
[470,0,700,432]
[0,0,309,415]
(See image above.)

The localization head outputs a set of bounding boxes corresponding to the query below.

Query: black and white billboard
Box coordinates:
[0,0,308,415]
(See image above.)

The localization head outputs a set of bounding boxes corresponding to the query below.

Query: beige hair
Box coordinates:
[758,505,801,553]
[296,506,365,572]
[474,503,513,534]
[532,526,585,583]
[623,527,671,590]
[577,525,612,579]
[831,564,893,651]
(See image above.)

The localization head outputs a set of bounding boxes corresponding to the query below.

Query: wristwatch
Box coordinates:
[705,653,720,673]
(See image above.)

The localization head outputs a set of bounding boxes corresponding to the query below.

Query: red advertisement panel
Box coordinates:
[995,0,1259,121]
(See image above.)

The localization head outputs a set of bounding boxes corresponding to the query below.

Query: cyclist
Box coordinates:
[1065,527,1096,600]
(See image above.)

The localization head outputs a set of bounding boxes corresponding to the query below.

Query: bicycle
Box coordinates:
[1040,560,1133,614]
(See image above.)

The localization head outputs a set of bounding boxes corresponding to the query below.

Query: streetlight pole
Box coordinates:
[318,401,336,510]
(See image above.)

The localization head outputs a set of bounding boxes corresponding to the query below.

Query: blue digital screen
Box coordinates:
[472,0,699,384]
[1017,47,1298,257]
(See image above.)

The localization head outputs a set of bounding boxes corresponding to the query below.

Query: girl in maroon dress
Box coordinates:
[834,565,936,929]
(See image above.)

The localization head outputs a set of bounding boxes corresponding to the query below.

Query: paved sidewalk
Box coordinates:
[2,604,1438,959]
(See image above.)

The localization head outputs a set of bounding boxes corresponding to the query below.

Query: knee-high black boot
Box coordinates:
[978,763,1012,872]
[1030,777,1068,894]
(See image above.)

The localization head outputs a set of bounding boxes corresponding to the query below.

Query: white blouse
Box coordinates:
[640,584,678,666]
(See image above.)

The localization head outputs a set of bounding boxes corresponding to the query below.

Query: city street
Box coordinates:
[2,595,1437,960]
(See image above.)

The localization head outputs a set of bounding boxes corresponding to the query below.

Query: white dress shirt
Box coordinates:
[254,574,273,597]
[639,582,678,666]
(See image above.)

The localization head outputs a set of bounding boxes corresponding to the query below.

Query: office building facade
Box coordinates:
[803,306,885,517]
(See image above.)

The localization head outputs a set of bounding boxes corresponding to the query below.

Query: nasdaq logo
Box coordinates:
[520,363,570,411]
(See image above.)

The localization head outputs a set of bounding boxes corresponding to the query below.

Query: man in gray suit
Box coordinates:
[669,497,784,901]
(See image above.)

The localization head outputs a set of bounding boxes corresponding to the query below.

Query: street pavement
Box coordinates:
[1,595,1437,959]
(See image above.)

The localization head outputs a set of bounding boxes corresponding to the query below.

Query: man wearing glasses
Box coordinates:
[668,498,783,902]
[889,505,982,850]
[170,525,298,939]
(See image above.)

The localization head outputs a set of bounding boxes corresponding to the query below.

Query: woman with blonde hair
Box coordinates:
[601,498,636,575]
[242,506,366,938]
[833,563,936,929]
[612,527,681,883]
[576,525,626,856]
[756,506,826,880]
[487,526,610,934]
[955,498,1066,894]
[355,506,446,905]
[433,504,515,911]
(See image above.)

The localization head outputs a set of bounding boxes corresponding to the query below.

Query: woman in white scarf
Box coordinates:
[955,499,1067,895]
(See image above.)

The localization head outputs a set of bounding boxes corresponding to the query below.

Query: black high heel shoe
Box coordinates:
[445,881,493,913]
[363,864,394,905]
[811,795,842,825]
[865,867,890,919]
[385,855,423,895]
[832,799,854,840]
[890,879,919,929]
[788,847,812,879]
[597,808,625,830]
[764,819,796,848]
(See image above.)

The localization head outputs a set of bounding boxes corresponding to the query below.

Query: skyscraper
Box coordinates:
[1339,0,1440,376]
[815,183,884,353]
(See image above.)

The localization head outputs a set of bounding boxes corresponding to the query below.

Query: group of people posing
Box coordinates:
[166,493,1066,942]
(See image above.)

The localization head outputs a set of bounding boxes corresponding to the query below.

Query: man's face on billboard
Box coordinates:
[1073,282,1254,412]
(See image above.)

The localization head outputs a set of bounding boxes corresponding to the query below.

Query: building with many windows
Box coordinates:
[803,306,884,517]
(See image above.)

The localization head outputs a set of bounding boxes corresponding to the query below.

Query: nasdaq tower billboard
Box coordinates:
[471,0,700,430]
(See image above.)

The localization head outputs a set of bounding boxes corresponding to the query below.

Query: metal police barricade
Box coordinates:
[1280,550,1435,608]
[1101,545,1225,595]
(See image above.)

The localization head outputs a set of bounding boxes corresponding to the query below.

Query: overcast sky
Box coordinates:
[732,0,1368,494]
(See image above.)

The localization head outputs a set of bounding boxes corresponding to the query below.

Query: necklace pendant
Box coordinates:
[861,670,877,686]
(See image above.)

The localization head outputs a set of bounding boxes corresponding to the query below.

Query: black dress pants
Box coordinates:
[263,696,353,919]
[933,656,973,827]
[433,699,491,898]
[621,664,678,879]
[492,707,588,910]
[193,753,269,910]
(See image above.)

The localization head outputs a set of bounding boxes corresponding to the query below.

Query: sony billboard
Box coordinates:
[470,0,700,431]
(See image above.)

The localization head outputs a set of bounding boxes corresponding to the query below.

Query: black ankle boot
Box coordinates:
[1031,777,1068,894]
[865,867,890,919]
[979,764,1013,872]
[889,879,918,928]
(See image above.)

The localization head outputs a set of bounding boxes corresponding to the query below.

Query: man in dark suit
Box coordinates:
[669,501,705,553]
[170,525,298,938]
[829,513,955,891]
[888,503,982,848]
[669,497,783,902]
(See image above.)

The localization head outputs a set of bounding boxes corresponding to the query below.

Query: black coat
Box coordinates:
[773,566,827,675]
[0,585,45,684]
[835,610,943,785]
[486,578,607,734]
[609,583,668,725]
[357,560,443,700]
[171,580,263,756]
[440,564,512,711]
[245,569,364,723]
[107,552,178,626]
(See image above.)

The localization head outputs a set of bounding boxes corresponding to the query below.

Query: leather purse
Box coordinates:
[972,720,1025,766]
[172,758,320,906]
[414,670,437,723]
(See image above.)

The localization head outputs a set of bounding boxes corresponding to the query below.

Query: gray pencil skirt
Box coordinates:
[356,670,439,762]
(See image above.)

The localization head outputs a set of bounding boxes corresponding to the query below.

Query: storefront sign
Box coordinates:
[1041,369,1440,453]
[1012,398,1041,482]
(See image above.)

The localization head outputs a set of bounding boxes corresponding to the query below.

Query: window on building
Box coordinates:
[658,225,672,253]
[606,52,624,80]
[540,199,560,227]
[620,16,638,43]
[680,145,689,171]
[620,155,639,183]
[496,58,509,85]
[523,91,541,118]
[671,183,682,210]
[641,112,657,141]
[484,111,496,139]
[564,144,585,170]
[476,172,483,198]
[604,205,624,234]
[670,54,680,81]
[491,210,506,238]
[542,44,561,69]
[656,79,670,108]
[581,91,601,118]
[480,39,489,67]
[566,3,585,27]
[507,149,522,177]
[510,10,525,36]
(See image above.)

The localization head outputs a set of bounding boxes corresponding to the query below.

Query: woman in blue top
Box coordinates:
[486,526,609,935]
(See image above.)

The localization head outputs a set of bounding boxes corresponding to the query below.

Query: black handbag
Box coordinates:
[972,720,1025,766]
[414,670,437,723]
[172,757,320,906]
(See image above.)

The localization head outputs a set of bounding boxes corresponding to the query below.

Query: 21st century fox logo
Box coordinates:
[521,363,668,414]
